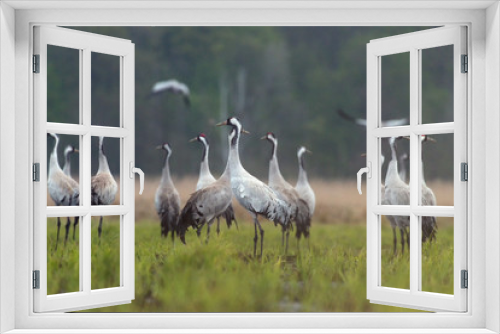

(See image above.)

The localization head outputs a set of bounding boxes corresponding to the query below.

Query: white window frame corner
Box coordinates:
[0,1,498,333]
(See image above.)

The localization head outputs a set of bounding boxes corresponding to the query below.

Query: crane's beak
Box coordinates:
[241,129,250,134]
[306,149,313,154]
[215,120,228,126]
[360,153,367,157]
[260,135,267,140]
[155,145,163,150]
[426,136,437,143]
[188,137,198,143]
[74,149,79,154]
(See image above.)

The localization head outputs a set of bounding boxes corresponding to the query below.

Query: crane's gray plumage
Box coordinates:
[91,136,118,239]
[190,133,238,236]
[150,79,190,107]
[47,133,80,250]
[263,133,310,253]
[179,132,235,244]
[218,118,290,258]
[155,143,181,242]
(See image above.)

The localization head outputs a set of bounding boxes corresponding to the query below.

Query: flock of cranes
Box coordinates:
[338,109,438,255]
[47,134,118,249]
[157,118,315,257]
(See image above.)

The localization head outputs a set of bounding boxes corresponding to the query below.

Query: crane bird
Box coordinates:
[189,133,238,237]
[150,79,190,107]
[62,144,80,240]
[155,143,181,242]
[47,133,80,250]
[401,135,438,243]
[178,131,240,244]
[296,146,316,229]
[63,145,79,177]
[337,108,408,128]
[217,117,291,258]
[91,136,118,240]
[384,137,411,254]
[262,133,310,254]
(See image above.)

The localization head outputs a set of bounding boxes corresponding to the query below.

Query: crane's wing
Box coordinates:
[337,109,367,126]
[381,118,408,127]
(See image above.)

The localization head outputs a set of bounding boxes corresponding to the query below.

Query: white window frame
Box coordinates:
[33,26,136,313]
[366,26,467,312]
[0,1,499,333]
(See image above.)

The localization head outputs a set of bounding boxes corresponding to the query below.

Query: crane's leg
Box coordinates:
[281,226,285,249]
[252,213,258,258]
[285,224,290,256]
[400,228,405,254]
[73,217,79,241]
[406,228,410,250]
[392,227,397,256]
[256,218,265,259]
[206,222,212,244]
[196,223,204,238]
[55,217,61,251]
[98,216,103,241]
[64,217,71,245]
[216,217,220,236]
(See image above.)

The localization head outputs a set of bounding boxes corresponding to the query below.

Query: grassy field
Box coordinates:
[46,216,454,312]
[46,179,454,312]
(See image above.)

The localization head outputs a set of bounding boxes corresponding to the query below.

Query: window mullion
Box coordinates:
[409,47,420,295]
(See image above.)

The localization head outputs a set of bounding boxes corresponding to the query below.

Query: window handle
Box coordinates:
[357,162,371,195]
[129,162,145,195]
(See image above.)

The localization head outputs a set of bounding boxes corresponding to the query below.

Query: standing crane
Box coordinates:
[262,133,310,254]
[384,137,411,254]
[91,136,118,240]
[217,117,291,258]
[47,133,80,250]
[295,146,316,225]
[155,143,181,242]
[178,132,236,244]
[62,144,80,241]
[189,133,237,237]
[150,79,190,107]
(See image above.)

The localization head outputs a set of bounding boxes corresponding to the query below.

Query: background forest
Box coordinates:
[48,26,453,181]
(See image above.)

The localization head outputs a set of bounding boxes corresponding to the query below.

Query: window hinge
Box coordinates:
[461,270,468,289]
[33,270,40,289]
[461,54,468,73]
[33,163,40,182]
[461,162,468,181]
[33,54,40,73]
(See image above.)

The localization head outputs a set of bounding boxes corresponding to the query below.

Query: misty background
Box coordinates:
[46,26,454,182]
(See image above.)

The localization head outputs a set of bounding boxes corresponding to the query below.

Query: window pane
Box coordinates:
[381,52,410,127]
[381,215,410,290]
[91,52,120,127]
[91,215,121,290]
[46,133,81,207]
[380,137,410,205]
[421,216,453,294]
[421,45,454,124]
[420,133,453,206]
[47,45,80,124]
[47,216,81,295]
[91,136,121,205]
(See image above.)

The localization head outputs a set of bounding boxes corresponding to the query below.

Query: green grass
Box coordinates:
[46,217,454,312]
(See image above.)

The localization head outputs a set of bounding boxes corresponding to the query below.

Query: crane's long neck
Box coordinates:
[49,136,61,173]
[421,159,427,187]
[199,141,212,179]
[297,152,308,185]
[385,140,401,187]
[161,152,174,185]
[63,151,71,176]
[97,137,111,175]
[268,139,284,184]
[223,128,241,178]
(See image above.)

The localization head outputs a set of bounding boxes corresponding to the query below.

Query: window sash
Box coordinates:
[32,26,135,313]
[366,26,467,312]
